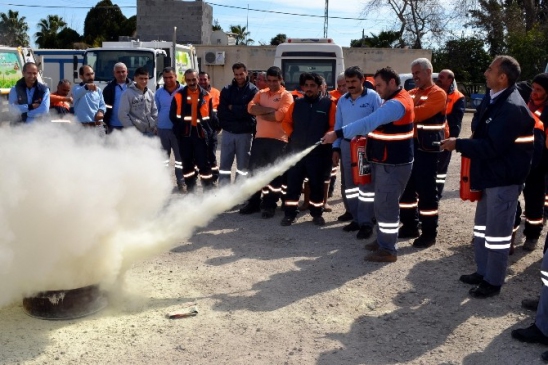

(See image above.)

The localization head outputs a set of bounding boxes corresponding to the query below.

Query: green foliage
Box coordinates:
[229,25,252,45]
[270,33,287,46]
[351,31,403,48]
[84,0,135,45]
[56,28,83,49]
[432,37,490,83]
[506,26,548,81]
[0,10,30,46]
[212,19,222,31]
[35,15,67,48]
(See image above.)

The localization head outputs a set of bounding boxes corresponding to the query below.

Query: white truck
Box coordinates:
[80,40,199,90]
[33,49,85,89]
[0,46,44,123]
[273,38,345,91]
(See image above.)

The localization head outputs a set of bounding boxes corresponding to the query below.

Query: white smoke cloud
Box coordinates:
[0,122,316,308]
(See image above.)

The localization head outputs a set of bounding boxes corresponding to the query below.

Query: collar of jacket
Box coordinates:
[344,87,368,99]
[384,86,404,101]
[16,77,39,89]
[488,84,516,106]
[231,78,251,88]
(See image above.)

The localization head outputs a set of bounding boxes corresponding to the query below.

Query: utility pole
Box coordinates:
[324,0,328,38]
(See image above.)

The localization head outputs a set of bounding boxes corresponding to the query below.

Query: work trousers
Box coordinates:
[246,138,287,210]
[400,147,439,236]
[373,162,413,255]
[341,140,375,227]
[473,185,521,286]
[436,149,453,199]
[208,130,219,182]
[535,249,548,336]
[158,128,183,185]
[514,159,547,240]
[284,151,331,218]
[218,131,253,185]
[178,126,213,190]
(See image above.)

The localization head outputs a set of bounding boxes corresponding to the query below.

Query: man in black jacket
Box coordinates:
[102,62,131,133]
[217,62,259,185]
[441,55,534,298]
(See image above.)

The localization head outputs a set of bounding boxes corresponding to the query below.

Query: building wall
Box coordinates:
[137,0,212,45]
[195,45,432,90]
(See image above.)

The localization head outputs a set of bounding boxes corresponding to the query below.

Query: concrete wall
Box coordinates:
[137,0,212,45]
[196,45,432,91]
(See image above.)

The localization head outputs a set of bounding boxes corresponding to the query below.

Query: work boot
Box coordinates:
[459,272,483,285]
[337,211,353,222]
[312,216,325,226]
[469,280,501,298]
[412,234,436,248]
[398,225,419,239]
[523,238,538,252]
[365,249,397,263]
[512,323,548,345]
[522,297,540,311]
[356,225,373,240]
[280,216,295,226]
[239,201,260,215]
[299,181,310,211]
[343,221,360,232]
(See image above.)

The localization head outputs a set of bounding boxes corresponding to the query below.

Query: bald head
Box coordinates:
[436,69,455,92]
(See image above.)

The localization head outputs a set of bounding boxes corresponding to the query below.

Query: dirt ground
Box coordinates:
[1,113,548,365]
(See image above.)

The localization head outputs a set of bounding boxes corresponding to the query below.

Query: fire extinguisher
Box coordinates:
[350,136,371,185]
[460,156,482,202]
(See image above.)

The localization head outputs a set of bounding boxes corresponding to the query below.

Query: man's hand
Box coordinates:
[440,137,457,151]
[66,96,73,104]
[86,83,98,92]
[262,112,277,122]
[94,111,104,122]
[332,150,340,167]
[322,131,337,144]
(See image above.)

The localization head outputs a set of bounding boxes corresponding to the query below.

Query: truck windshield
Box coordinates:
[281,59,336,91]
[84,50,154,81]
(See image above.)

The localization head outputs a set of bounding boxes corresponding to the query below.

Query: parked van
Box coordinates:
[33,49,84,89]
[274,38,344,91]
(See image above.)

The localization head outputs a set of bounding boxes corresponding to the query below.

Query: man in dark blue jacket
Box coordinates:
[102,62,131,133]
[217,62,258,185]
[441,55,534,298]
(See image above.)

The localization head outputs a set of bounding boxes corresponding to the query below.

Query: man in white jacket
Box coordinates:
[118,66,158,135]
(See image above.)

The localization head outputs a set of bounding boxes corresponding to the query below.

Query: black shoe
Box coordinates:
[512,323,548,345]
[542,350,548,362]
[412,234,436,248]
[261,208,275,219]
[356,225,373,240]
[459,272,483,285]
[343,221,360,232]
[524,238,538,252]
[239,202,260,215]
[469,280,501,299]
[337,211,353,222]
[280,216,295,226]
[398,225,419,238]
[312,216,325,226]
[364,240,379,251]
[522,297,540,311]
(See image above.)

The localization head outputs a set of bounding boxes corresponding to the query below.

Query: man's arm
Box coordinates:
[117,92,134,127]
[95,89,106,121]
[273,92,293,122]
[8,87,29,113]
[413,88,446,122]
[281,103,295,137]
[448,96,466,137]
[27,87,50,118]
[150,91,158,129]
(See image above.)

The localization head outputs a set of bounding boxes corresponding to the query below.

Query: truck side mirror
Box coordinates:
[73,56,79,82]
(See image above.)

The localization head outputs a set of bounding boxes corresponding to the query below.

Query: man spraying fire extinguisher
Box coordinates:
[329,66,382,240]
[322,67,415,263]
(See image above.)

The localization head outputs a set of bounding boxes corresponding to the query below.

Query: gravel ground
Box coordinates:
[1,113,547,365]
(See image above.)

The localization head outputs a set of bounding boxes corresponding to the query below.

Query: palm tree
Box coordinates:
[229,25,251,45]
[0,10,30,46]
[35,15,67,48]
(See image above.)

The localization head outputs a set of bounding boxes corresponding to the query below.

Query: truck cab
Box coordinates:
[81,40,198,90]
[274,38,344,92]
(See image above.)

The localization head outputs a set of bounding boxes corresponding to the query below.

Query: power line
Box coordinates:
[0,2,369,21]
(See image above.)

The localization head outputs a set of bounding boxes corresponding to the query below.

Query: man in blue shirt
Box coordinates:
[331,66,382,240]
[103,62,131,133]
[72,65,106,127]
[8,62,50,123]
[156,67,185,192]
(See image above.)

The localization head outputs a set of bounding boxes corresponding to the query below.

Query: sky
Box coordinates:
[2,0,395,48]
